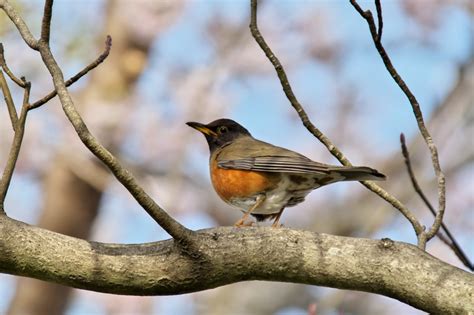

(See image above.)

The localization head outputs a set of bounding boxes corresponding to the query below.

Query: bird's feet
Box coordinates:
[234,218,254,227]
[271,222,283,228]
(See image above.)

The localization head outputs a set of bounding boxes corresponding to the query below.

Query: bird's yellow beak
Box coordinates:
[186,121,217,137]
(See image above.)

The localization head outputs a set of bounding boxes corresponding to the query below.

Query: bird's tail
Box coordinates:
[332,166,386,181]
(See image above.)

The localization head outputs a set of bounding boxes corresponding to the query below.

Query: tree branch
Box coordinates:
[0,0,38,50]
[349,0,446,249]
[400,133,473,271]
[248,0,424,240]
[40,0,53,44]
[29,35,112,110]
[0,215,471,314]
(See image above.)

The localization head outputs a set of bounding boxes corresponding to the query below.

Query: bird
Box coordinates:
[187,118,386,227]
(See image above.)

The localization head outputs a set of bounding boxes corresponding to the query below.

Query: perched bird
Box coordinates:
[187,118,386,227]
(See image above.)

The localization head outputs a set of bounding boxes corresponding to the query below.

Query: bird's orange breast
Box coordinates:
[210,158,279,202]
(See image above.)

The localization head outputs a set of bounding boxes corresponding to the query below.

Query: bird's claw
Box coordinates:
[234,219,254,227]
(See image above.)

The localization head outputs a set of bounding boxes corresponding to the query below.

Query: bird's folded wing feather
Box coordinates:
[216,137,332,174]
[218,156,331,174]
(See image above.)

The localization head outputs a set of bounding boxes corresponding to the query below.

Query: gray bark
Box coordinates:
[0,215,472,314]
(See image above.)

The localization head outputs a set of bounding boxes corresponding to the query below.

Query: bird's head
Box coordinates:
[186,118,251,152]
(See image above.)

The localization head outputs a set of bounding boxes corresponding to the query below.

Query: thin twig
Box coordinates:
[0,70,18,130]
[40,0,53,44]
[0,80,30,211]
[375,0,383,42]
[0,43,27,88]
[434,231,471,270]
[249,0,424,237]
[400,134,435,214]
[400,133,473,271]
[29,35,112,110]
[349,0,446,249]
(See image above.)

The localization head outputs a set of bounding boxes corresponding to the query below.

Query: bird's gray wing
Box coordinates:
[216,136,385,180]
[217,156,331,174]
[216,137,332,174]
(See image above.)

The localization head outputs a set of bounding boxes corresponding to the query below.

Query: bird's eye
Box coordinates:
[217,126,228,134]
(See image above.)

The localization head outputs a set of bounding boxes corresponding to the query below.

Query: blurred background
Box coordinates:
[0,0,472,314]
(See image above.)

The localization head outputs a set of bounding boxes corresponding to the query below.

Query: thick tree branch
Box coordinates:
[0,216,471,314]
[29,35,112,110]
[248,0,424,240]
[349,0,446,249]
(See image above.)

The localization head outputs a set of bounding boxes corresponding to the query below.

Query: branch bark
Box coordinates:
[0,215,471,314]
[0,0,38,50]
[40,0,53,44]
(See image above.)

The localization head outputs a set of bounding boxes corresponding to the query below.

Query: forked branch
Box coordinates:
[249,0,424,242]
[349,0,446,249]
[29,35,112,110]
[0,0,195,246]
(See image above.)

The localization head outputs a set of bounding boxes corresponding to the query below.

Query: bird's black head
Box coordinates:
[186,118,251,153]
